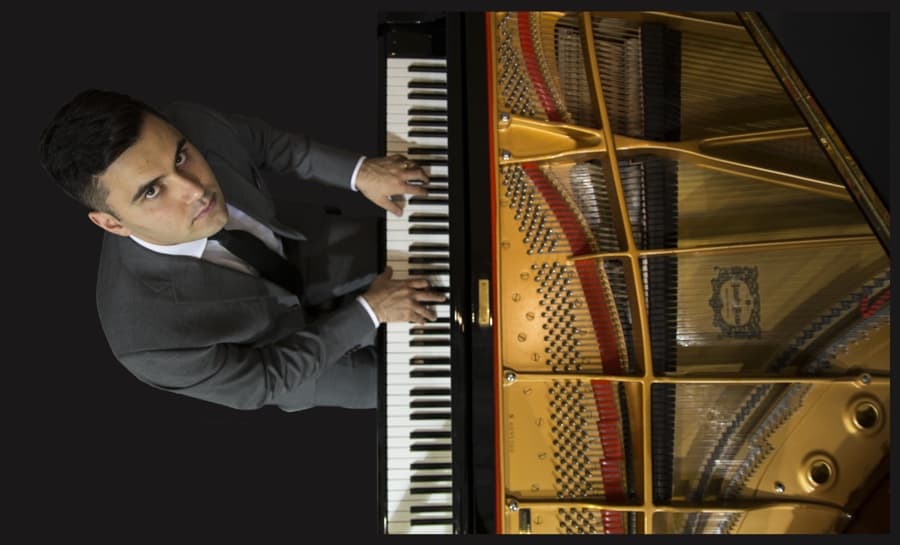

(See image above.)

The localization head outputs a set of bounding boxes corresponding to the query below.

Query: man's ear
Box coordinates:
[88,210,131,237]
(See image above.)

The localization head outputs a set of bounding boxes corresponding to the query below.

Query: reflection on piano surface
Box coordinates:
[378,11,889,534]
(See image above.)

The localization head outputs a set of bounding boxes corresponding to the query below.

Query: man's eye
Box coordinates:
[144,185,160,199]
[175,150,187,166]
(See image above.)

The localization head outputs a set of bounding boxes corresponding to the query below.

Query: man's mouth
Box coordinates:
[193,193,216,223]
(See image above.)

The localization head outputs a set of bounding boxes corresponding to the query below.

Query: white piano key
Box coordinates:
[384,453,453,468]
[384,419,451,430]
[386,377,450,389]
[384,426,452,438]
[387,521,453,535]
[384,56,455,536]
[387,498,454,514]
[385,349,451,360]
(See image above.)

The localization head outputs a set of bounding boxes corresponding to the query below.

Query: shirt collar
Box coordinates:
[128,203,244,258]
[129,234,208,258]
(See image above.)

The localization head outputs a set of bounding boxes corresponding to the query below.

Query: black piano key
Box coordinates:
[410,388,450,397]
[407,228,447,236]
[425,187,448,195]
[409,243,449,252]
[411,357,451,365]
[409,326,450,334]
[409,130,449,138]
[408,107,447,116]
[409,158,448,166]
[409,196,449,205]
[428,286,451,295]
[408,92,447,100]
[411,462,452,470]
[409,226,450,235]
[410,369,452,378]
[409,80,447,90]
[427,175,448,183]
[410,474,452,483]
[410,442,452,451]
[408,268,449,276]
[408,215,449,224]
[411,339,451,347]
[408,65,446,73]
[411,412,452,420]
[407,147,448,155]
[410,486,452,495]
[410,399,452,408]
[410,505,453,514]
[410,430,452,439]
[410,518,455,526]
[409,118,447,127]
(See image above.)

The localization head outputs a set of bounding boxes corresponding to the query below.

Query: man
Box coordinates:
[39,89,446,412]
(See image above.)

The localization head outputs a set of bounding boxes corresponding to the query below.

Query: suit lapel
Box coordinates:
[113,233,297,305]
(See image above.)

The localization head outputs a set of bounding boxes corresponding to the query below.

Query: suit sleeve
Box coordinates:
[117,300,376,411]
[224,111,362,191]
[165,101,362,190]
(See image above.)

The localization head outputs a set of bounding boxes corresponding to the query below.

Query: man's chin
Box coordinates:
[201,207,228,236]
[212,201,228,227]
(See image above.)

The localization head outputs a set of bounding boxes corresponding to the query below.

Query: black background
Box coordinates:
[6,1,896,542]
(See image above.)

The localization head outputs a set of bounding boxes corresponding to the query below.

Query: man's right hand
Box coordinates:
[361,266,447,324]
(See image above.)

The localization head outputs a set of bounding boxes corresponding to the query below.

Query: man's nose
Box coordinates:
[171,173,205,202]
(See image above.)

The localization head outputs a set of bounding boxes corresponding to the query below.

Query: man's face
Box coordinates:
[88,114,228,245]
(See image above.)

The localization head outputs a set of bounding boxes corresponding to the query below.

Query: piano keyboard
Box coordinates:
[383,56,455,534]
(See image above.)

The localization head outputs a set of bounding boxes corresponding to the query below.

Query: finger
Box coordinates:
[400,166,429,182]
[402,180,429,196]
[415,291,448,303]
[410,166,429,182]
[413,303,438,322]
[389,154,407,163]
[381,196,403,217]
[405,278,432,289]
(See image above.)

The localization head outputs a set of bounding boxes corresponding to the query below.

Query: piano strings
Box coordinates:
[489,10,889,534]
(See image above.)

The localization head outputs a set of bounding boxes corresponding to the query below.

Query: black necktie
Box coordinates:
[209,228,302,295]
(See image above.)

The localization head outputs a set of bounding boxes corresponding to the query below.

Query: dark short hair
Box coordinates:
[38,89,166,214]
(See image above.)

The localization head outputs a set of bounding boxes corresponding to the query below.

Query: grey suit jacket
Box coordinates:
[96,101,377,411]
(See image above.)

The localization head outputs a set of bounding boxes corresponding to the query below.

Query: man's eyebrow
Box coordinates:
[130,137,188,204]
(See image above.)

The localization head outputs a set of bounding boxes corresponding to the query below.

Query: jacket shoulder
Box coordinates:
[163,101,231,128]
[161,101,244,151]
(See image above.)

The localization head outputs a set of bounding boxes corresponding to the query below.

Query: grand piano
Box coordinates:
[376,11,890,534]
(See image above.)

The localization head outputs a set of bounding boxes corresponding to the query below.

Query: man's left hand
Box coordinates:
[355,155,429,216]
